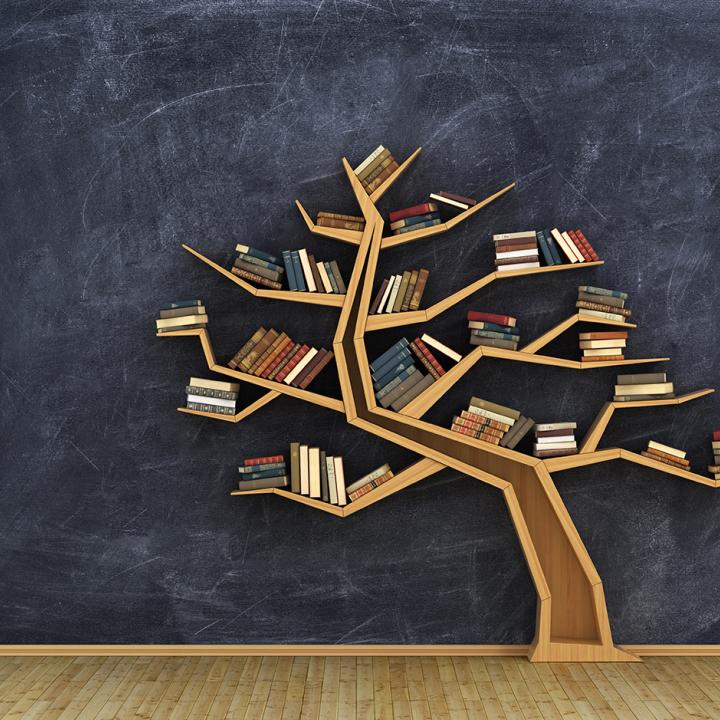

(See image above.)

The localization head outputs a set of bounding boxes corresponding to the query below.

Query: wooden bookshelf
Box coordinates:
[158,146,716,663]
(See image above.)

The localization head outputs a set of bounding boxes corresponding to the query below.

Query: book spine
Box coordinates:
[234,244,279,264]
[283,347,318,385]
[408,268,429,311]
[316,261,334,293]
[297,249,316,292]
[317,211,365,223]
[231,267,282,290]
[254,334,291,376]
[550,228,578,263]
[298,350,334,389]
[566,230,592,261]
[369,279,389,315]
[266,343,300,380]
[356,148,392,180]
[238,461,286,474]
[237,476,289,490]
[393,218,442,235]
[353,145,385,174]
[388,203,438,223]
[375,366,417,400]
[578,285,628,300]
[282,250,297,291]
[323,262,340,294]
[241,330,279,371]
[576,300,632,316]
[328,261,346,294]
[348,470,394,501]
[369,338,410,372]
[414,338,446,376]
[460,410,510,432]
[542,230,564,265]
[401,270,418,312]
[320,450,329,503]
[290,251,306,291]
[371,347,413,381]
[244,454,285,466]
[644,447,690,466]
[360,153,394,184]
[378,369,425,408]
[316,217,365,231]
[390,212,440,230]
[409,342,441,380]
[364,161,399,192]
[308,255,324,293]
[574,229,600,261]
[275,345,310,383]
[236,252,285,274]
[345,465,392,495]
[234,258,283,282]
[249,332,288,375]
[466,311,516,326]
[290,442,300,494]
[185,386,239,400]
[238,467,289,480]
[228,327,267,368]
[186,401,234,415]
[641,451,688,470]
[291,348,326,388]
[536,231,555,266]
[393,271,411,313]
[390,373,435,411]
[373,356,416,390]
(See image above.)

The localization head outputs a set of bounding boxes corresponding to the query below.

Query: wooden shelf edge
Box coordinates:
[544,448,622,472]
[369,147,422,203]
[611,388,715,408]
[619,449,720,488]
[479,345,670,369]
[293,199,363,245]
[365,308,429,332]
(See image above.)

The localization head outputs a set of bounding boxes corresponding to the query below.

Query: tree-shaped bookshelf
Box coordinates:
[158,147,716,662]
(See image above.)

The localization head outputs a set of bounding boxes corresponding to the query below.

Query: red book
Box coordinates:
[275,344,310,383]
[244,455,284,466]
[261,340,295,378]
[466,311,517,327]
[413,338,446,376]
[388,203,438,223]
[713,431,720,441]
[574,229,600,261]
[567,230,592,262]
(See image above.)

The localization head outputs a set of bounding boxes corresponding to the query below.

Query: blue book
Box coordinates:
[237,252,285,274]
[578,286,629,300]
[391,212,441,229]
[542,230,563,265]
[370,348,412,381]
[375,366,417,400]
[470,329,521,342]
[393,218,443,235]
[324,262,339,294]
[238,468,289,481]
[282,251,297,291]
[235,244,279,265]
[467,321,519,335]
[536,231,555,266]
[370,338,410,372]
[290,251,306,292]
[373,357,417,391]
[238,462,286,474]
[160,299,202,310]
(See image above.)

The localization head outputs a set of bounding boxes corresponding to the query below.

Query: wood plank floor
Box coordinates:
[0,655,718,719]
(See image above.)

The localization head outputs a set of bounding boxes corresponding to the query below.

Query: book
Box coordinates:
[578,291,625,308]
[345,464,392,496]
[550,228,578,263]
[466,311,517,327]
[436,190,476,206]
[429,192,469,210]
[469,336,519,350]
[453,416,504,438]
[316,262,334,294]
[316,217,364,231]
[186,393,236,409]
[237,467,288,480]
[160,299,202,310]
[334,457,347,506]
[389,213,441,231]
[583,348,626,357]
[348,469,395,501]
[244,454,284,467]
[388,203,438,223]
[231,267,282,289]
[640,451,688,470]
[357,148,392,181]
[160,305,207,319]
[496,262,541,272]
[369,278,389,314]
[461,410,510,433]
[318,211,365,223]
[566,230,591,262]
[275,345,310,383]
[561,231,585,262]
[648,440,686,459]
[259,336,294,376]
[235,252,285,275]
[327,456,338,505]
[299,445,309,495]
[189,377,239,392]
[540,230,563,265]
[370,339,410,372]
[574,230,600,261]
[401,270,419,312]
[393,271,412,313]
[579,286,629,300]
[229,327,266,368]
[234,244,279,264]
[535,422,577,431]
[493,231,536,241]
[616,372,667,385]
[292,348,326,388]
[613,382,674,396]
[469,397,521,420]
[579,331,628,340]
[535,448,579,458]
[290,442,301,493]
[580,339,628,349]
[283,347,318,385]
[297,248,317,292]
[241,329,278,371]
[320,450,329,502]
[308,447,321,498]
[391,373,435,411]
[238,462,286,474]
[250,332,288,375]
[409,269,430,311]
[377,275,398,313]
[467,404,517,427]
[410,341,442,380]
[393,218,442,234]
[267,343,301,380]
[533,441,577,451]
[353,145,385,175]
[373,358,417,391]
[371,347,413,381]
[578,309,627,322]
[298,350,334,389]
[186,401,234,415]
[495,247,540,259]
[375,366,418,400]
[501,416,534,449]
[384,275,403,313]
[536,434,575,445]
[645,447,690,467]
[414,338,446,376]
[323,263,339,294]
[329,261,347,294]
[379,370,426,409]
[467,321,519,334]
[536,231,555,266]
[470,329,520,342]
[282,250,297,291]
[290,251,306,292]
[186,385,238,400]
[237,476,288,490]
[577,300,632,317]
[583,356,625,363]
[156,314,208,329]
[613,393,674,401]
[421,333,462,363]
[308,255,324,292]
[365,161,399,191]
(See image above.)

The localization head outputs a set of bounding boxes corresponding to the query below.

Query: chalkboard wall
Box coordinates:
[2,0,719,645]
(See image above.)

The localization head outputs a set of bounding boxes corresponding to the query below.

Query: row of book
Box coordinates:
[353,146,399,194]
[613,372,674,401]
[533,423,578,458]
[467,311,519,351]
[315,211,365,233]
[450,397,534,449]
[710,432,720,479]
[387,192,479,236]
[492,229,600,272]
[185,377,239,416]
[155,299,207,333]
[238,454,288,490]
[372,335,462,411]
[577,285,632,325]
[227,327,333,389]
[369,269,429,314]
[641,441,690,470]
[579,330,629,363]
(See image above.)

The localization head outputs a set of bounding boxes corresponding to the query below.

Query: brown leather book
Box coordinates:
[576,300,632,317]
[495,241,538,252]
[641,451,688,470]
[401,270,419,312]
[578,331,628,340]
[369,278,389,315]
[231,267,282,290]
[249,332,287,375]
[408,269,429,311]
[261,339,295,378]
[329,261,346,294]
[437,191,477,206]
[253,334,291,376]
[291,348,327,388]
[580,355,625,362]
[229,327,267,368]
[365,161,399,192]
[316,217,365,231]
[233,258,283,282]
[241,329,278,372]
[298,350,335,389]
[535,448,579,458]
[308,255,324,293]
[644,447,690,467]
[267,343,301,380]
[535,428,574,438]
[392,271,412,313]
[495,255,540,266]
[357,148,392,181]
[275,345,310,383]
[317,211,365,223]
[409,341,441,380]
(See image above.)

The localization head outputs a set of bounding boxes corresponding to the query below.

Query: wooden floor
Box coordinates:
[0,655,718,719]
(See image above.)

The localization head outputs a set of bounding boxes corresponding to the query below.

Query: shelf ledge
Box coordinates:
[294,200,363,245]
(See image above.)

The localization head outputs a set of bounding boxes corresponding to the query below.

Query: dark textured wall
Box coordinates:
[1,0,719,645]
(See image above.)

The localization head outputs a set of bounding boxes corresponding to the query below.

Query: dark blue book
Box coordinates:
[238,461,286,474]
[235,243,279,265]
[282,251,297,291]
[324,262,339,294]
[370,338,410,372]
[238,468,289,481]
[467,320,520,335]
[370,348,413,381]
[373,357,417,390]
[536,231,555,266]
[393,218,443,235]
[290,251,306,292]
[470,329,521,342]
[160,299,202,310]
[542,230,563,265]
[375,366,417,400]
[391,212,441,229]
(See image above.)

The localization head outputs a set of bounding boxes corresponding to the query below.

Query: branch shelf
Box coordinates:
[294,200,363,245]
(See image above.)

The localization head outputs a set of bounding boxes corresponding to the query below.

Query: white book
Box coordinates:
[189,377,239,392]
[562,231,585,262]
[648,440,686,459]
[496,262,541,272]
[495,248,539,260]
[536,434,575,445]
[614,382,674,396]
[299,445,309,495]
[493,231,536,241]
[185,394,236,409]
[353,145,385,175]
[334,457,347,506]
[429,192,469,210]
[384,275,403,314]
[579,309,626,323]
[283,347,318,385]
[468,405,517,427]
[533,441,577,451]
[316,262,334,293]
[297,248,317,292]
[550,228,578,263]
[156,314,208,329]
[421,333,462,363]
[583,347,625,357]
[580,339,628,349]
[326,456,338,504]
[308,447,321,498]
[376,276,396,314]
[535,422,577,431]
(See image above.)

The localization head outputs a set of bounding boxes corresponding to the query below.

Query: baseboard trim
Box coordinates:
[0,644,719,657]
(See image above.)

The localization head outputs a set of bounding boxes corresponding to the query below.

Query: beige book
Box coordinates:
[160,305,206,319]
[353,145,385,174]
[334,457,347,506]
[648,440,686,459]
[156,314,208,329]
[308,447,321,498]
[429,192,468,210]
[493,231,536,241]
[421,333,462,363]
[495,248,539,259]
[613,382,674,396]
[579,339,628,349]
[297,248,317,292]
[583,347,625,357]
[467,405,517,427]
[535,422,577,431]
[393,271,412,313]
[562,231,585,262]
[189,377,239,392]
[469,397,521,420]
[550,228,578,263]
[299,445,309,495]
[283,348,318,385]
[316,262,334,293]
[384,275,403,314]
[579,309,626,322]
[377,275,397,313]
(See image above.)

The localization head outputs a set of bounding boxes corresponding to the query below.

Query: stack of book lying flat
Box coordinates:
[289,443,346,505]
[228,327,334,389]
[579,330,629,362]
[544,228,600,265]
[493,232,540,272]
[353,146,399,195]
[577,285,631,324]
[533,423,578,458]
[185,377,239,416]
[428,191,477,211]
[450,397,534,450]
[369,268,429,314]
[641,441,690,470]
[614,372,674,401]
[315,211,365,233]
[388,203,442,236]
[232,245,284,290]
[467,311,520,350]
[281,248,346,294]
[345,464,394,502]
[155,300,207,333]
[238,454,288,491]
[709,431,720,480]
